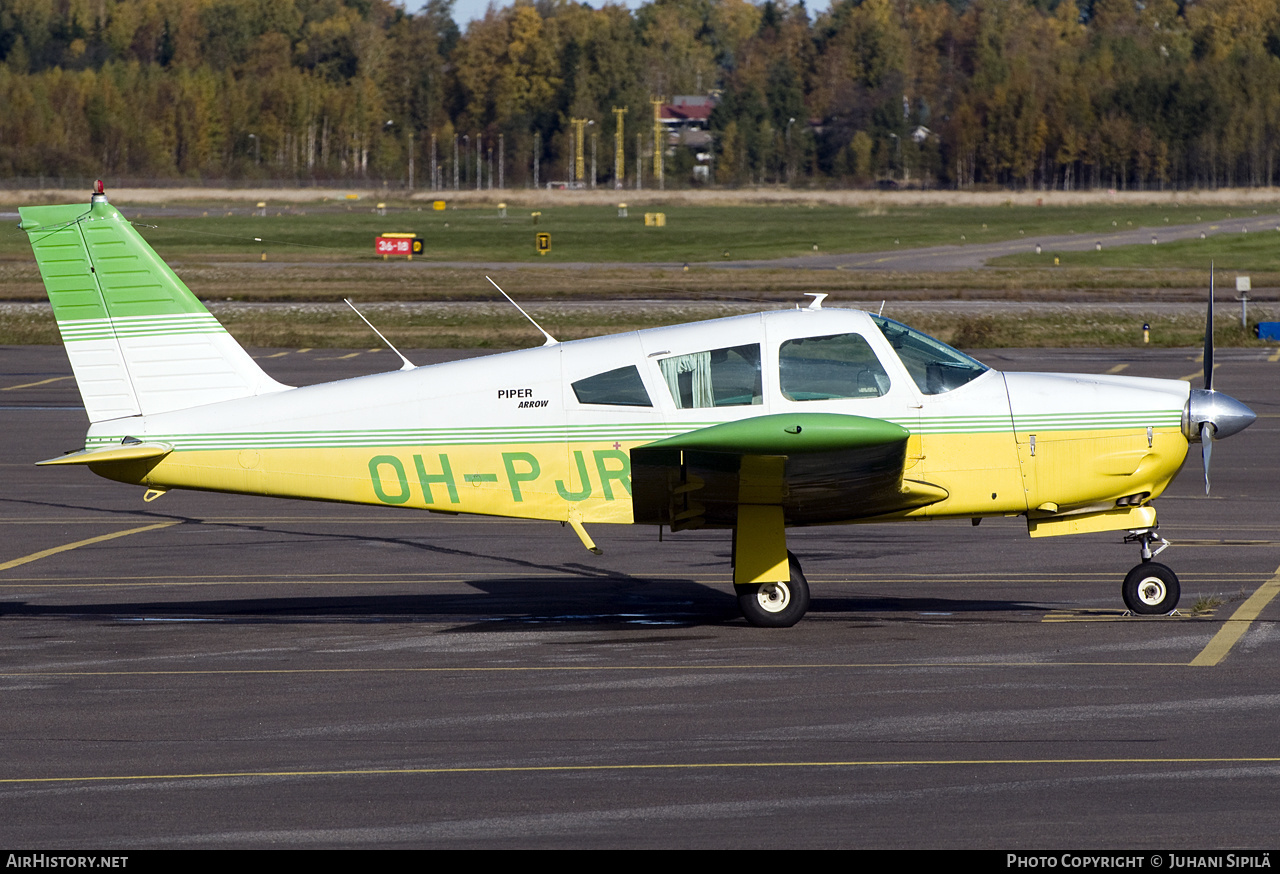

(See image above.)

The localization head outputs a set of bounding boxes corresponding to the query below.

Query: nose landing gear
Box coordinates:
[1122,529,1180,615]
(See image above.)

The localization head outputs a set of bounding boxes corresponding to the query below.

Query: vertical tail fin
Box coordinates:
[19,185,290,423]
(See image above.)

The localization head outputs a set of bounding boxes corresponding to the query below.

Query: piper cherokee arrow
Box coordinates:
[17,184,1255,626]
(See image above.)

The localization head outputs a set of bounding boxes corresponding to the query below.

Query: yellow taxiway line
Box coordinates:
[1190,563,1280,667]
[1,376,72,391]
[0,522,178,572]
[4,756,1280,786]
[1178,363,1220,383]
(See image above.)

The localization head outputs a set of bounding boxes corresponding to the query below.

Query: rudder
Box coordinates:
[19,184,290,423]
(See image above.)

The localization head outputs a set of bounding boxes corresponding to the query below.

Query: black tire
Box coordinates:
[736,551,810,628]
[1122,562,1180,614]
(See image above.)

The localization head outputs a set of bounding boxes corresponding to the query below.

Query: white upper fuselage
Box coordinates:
[88,307,1186,447]
[83,308,1191,526]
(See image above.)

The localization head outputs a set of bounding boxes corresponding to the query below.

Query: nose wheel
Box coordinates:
[1122,562,1180,614]
[1120,528,1179,614]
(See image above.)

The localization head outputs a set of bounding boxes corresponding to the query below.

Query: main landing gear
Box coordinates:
[1121,529,1180,615]
[736,551,810,628]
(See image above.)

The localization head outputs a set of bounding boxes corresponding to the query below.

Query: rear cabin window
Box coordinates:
[779,333,890,400]
[571,365,653,406]
[658,344,762,409]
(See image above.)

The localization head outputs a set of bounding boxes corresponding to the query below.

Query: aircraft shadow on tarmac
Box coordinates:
[3,498,1048,627]
[0,588,1047,629]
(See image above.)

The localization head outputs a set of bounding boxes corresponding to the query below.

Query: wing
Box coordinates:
[630,413,948,530]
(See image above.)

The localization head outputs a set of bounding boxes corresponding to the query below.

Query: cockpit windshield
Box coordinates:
[870,315,988,395]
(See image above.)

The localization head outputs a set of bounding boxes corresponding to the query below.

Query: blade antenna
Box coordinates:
[343,299,416,371]
[487,276,558,346]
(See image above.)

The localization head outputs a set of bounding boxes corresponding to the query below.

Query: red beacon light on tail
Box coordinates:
[91,180,108,203]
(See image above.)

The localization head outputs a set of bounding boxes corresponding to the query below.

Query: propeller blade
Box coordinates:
[1204,264,1214,392]
[1200,421,1215,495]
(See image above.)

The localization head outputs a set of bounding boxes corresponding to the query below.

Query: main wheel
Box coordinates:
[736,551,810,628]
[1122,562,1180,615]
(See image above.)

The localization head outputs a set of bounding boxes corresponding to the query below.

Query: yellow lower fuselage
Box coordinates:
[91,423,1190,534]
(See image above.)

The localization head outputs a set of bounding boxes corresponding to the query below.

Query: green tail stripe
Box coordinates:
[19,201,211,328]
[57,313,226,342]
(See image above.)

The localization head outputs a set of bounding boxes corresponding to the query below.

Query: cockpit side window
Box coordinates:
[658,344,762,409]
[779,333,890,401]
[870,315,988,395]
[571,365,653,406]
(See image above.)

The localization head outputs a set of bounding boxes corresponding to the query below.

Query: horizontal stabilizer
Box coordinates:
[37,442,173,466]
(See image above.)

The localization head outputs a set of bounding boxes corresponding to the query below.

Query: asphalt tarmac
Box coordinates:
[1,344,1278,849]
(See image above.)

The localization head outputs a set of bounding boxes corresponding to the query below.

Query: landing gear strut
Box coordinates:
[736,551,810,628]
[1121,529,1179,614]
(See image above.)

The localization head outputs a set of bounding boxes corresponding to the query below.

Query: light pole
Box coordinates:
[786,117,795,185]
[612,107,627,189]
[651,98,664,190]
[384,119,401,189]
[570,118,588,184]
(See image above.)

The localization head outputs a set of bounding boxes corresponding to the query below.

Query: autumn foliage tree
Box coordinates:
[2,0,1280,189]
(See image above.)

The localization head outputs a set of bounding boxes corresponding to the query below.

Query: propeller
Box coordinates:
[1201,267,1214,492]
[1184,263,1255,494]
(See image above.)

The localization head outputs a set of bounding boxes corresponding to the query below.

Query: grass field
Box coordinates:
[4,194,1278,347]
[2,298,1269,349]
[995,223,1280,274]
[4,200,1271,264]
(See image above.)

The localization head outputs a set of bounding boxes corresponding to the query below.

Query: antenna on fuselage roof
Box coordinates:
[343,299,416,371]
[486,276,558,347]
[802,293,827,310]
[878,301,885,316]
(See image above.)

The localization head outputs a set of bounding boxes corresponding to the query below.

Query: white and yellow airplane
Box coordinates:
[18,184,1256,626]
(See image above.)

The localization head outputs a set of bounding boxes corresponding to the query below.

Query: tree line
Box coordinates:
[2,0,1278,190]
